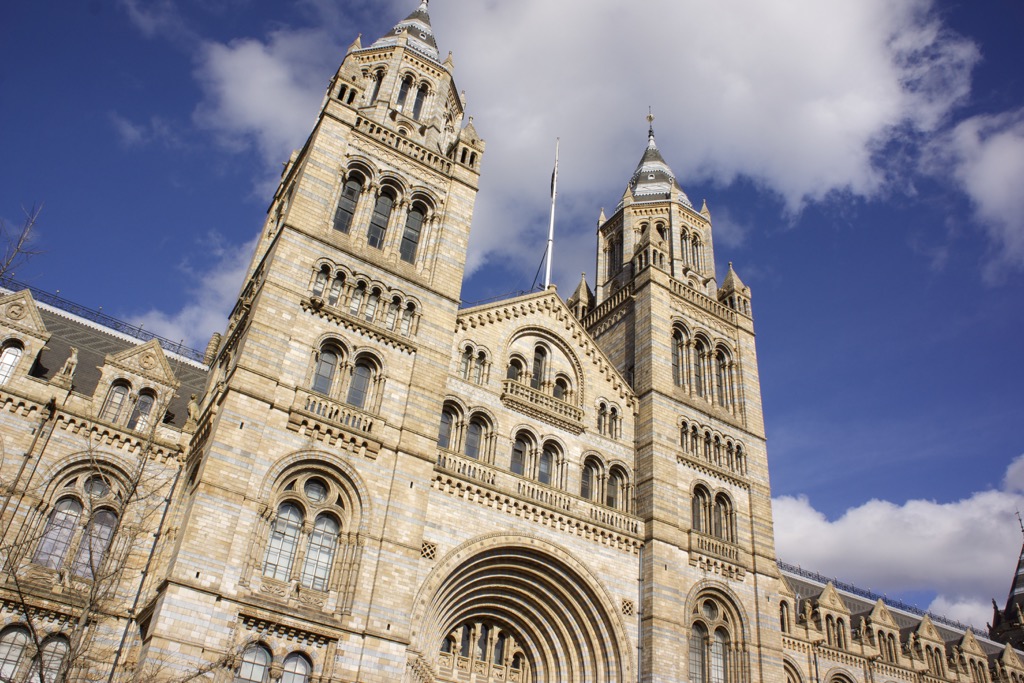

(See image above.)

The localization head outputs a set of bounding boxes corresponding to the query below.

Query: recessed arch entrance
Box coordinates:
[405,536,633,682]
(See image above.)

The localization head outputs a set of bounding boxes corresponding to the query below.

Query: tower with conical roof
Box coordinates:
[137,2,488,677]
[991,542,1024,648]
[580,120,782,679]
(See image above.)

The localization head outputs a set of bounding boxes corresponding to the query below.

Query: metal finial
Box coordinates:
[646,108,656,143]
[1017,510,1024,536]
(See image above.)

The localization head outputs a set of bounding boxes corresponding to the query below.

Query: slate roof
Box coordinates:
[366,0,440,63]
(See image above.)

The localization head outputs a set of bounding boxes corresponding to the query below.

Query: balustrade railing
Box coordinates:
[689,530,740,563]
[671,280,737,323]
[437,451,495,485]
[501,380,584,424]
[294,389,375,434]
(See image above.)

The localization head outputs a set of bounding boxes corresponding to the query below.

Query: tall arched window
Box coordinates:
[438,409,454,449]
[510,437,527,476]
[609,407,620,439]
[531,346,546,391]
[538,443,555,485]
[100,383,131,423]
[334,173,363,233]
[347,360,373,409]
[368,70,384,104]
[691,486,710,534]
[282,654,311,683]
[400,304,416,336]
[364,288,380,322]
[29,638,68,683]
[127,391,155,431]
[693,341,707,397]
[312,348,339,395]
[780,601,790,633]
[349,282,366,316]
[606,469,622,509]
[71,508,118,579]
[235,645,272,683]
[0,343,23,385]
[553,377,569,401]
[711,629,728,683]
[715,351,729,407]
[465,418,483,459]
[506,358,523,381]
[367,190,394,249]
[597,403,608,434]
[312,267,329,297]
[460,348,473,379]
[581,461,597,500]
[395,75,412,111]
[301,514,339,591]
[33,498,82,569]
[0,626,28,679]
[473,352,486,384]
[412,84,428,120]
[713,493,734,542]
[400,201,425,263]
[263,503,303,582]
[690,622,708,683]
[672,329,686,387]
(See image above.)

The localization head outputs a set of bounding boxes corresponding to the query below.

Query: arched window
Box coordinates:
[780,601,790,633]
[713,493,734,541]
[282,653,311,683]
[691,236,703,271]
[396,75,412,111]
[836,618,847,649]
[263,502,303,582]
[581,460,597,500]
[301,514,339,591]
[29,638,68,683]
[312,347,339,395]
[465,418,484,459]
[384,297,400,329]
[716,351,729,407]
[531,346,546,391]
[365,288,381,322]
[346,359,374,409]
[609,407,620,439]
[349,282,366,316]
[473,352,486,384]
[510,436,527,476]
[0,626,29,680]
[368,70,384,104]
[692,486,710,534]
[607,469,623,509]
[825,615,835,646]
[71,508,118,579]
[597,403,608,434]
[0,343,23,385]
[553,377,569,401]
[690,622,708,683]
[400,201,425,263]
[711,629,728,683]
[400,303,416,336]
[33,498,83,569]
[412,83,428,120]
[100,382,131,423]
[312,267,329,297]
[693,341,707,397]
[438,409,454,449]
[538,443,556,485]
[460,347,473,379]
[127,391,156,431]
[672,329,686,386]
[367,190,394,249]
[334,173,363,233]
[506,358,523,381]
[235,645,272,683]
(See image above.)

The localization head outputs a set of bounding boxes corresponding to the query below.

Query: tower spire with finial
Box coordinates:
[647,108,656,147]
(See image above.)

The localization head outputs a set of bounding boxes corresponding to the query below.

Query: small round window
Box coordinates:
[305,479,328,503]
[85,476,110,498]
[702,600,719,621]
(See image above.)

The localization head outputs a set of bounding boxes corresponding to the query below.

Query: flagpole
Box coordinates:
[544,138,559,289]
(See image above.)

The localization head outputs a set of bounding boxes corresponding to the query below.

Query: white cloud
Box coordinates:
[929,109,1024,278]
[129,235,256,350]
[773,453,1024,629]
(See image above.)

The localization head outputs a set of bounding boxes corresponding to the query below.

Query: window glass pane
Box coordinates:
[364,290,379,322]
[263,503,303,581]
[539,447,553,485]
[0,346,23,384]
[531,348,545,390]
[349,286,364,316]
[282,654,311,683]
[690,624,707,683]
[412,85,427,120]
[0,628,28,679]
[400,206,424,263]
[711,630,728,683]
[33,498,82,569]
[465,421,482,459]
[100,385,129,423]
[127,393,155,431]
[301,514,339,591]
[346,363,372,409]
[72,509,118,579]
[367,194,393,249]
[581,464,593,500]
[235,646,271,683]
[438,411,453,449]
[312,350,338,395]
[328,277,343,306]
[511,440,525,476]
[606,473,619,508]
[304,479,327,503]
[401,306,415,336]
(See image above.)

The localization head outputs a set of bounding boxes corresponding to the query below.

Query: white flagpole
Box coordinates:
[544,138,560,289]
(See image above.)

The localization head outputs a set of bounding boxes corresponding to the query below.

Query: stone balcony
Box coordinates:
[688,529,747,580]
[287,389,381,458]
[499,380,584,434]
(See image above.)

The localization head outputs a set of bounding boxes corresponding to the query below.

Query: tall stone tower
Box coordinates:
[138,2,488,679]
[583,120,785,681]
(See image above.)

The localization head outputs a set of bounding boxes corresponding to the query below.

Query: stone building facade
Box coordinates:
[1,2,1023,683]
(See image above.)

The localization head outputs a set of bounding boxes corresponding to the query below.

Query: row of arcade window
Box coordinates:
[506,345,573,402]
[681,422,747,475]
[234,646,312,683]
[596,401,622,439]
[683,231,707,272]
[262,476,345,592]
[332,170,430,265]
[311,266,418,336]
[33,475,119,581]
[459,345,490,384]
[310,342,384,413]
[99,382,159,431]
[672,329,737,411]
[692,485,736,543]
[394,74,430,120]
[440,622,526,674]
[0,628,67,683]
[581,457,629,509]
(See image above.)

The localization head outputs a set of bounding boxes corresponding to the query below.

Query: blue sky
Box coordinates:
[2,0,1023,627]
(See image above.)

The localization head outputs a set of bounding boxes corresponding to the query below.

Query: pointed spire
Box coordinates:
[701,198,711,218]
[368,0,440,62]
[720,262,748,295]
[598,207,607,225]
[347,33,362,54]
[624,110,692,208]
[990,538,1024,648]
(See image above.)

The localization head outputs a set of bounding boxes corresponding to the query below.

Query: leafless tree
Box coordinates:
[0,205,42,282]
